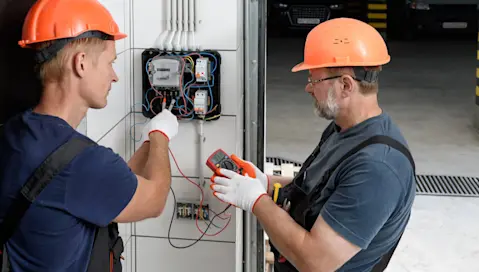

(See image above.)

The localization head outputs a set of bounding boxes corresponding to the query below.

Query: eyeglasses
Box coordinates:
[307,75,341,86]
[308,75,361,87]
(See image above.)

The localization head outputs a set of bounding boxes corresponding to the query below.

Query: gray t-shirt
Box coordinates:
[303,112,416,272]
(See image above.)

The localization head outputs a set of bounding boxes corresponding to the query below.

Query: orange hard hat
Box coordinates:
[292,17,390,73]
[18,0,127,63]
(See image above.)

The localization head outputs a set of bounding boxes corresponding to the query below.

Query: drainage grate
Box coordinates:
[266,156,479,197]
[266,156,302,167]
[415,175,479,197]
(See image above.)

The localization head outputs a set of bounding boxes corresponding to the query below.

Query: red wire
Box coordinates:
[168,148,231,237]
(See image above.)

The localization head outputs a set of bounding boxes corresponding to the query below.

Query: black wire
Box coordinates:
[207,205,232,228]
[203,208,223,229]
[168,186,231,249]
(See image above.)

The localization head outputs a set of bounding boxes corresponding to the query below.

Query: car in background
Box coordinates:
[268,0,354,36]
[404,0,477,39]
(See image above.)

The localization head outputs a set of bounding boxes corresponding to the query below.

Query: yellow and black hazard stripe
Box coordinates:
[367,0,387,40]
[476,33,479,105]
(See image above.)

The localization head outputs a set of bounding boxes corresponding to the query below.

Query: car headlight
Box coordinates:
[329,4,344,10]
[273,3,288,9]
[410,1,430,10]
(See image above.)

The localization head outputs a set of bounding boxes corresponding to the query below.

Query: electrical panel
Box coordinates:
[141,49,222,121]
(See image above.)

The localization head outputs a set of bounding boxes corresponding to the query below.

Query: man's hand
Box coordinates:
[210,169,268,213]
[142,109,179,143]
[230,155,270,191]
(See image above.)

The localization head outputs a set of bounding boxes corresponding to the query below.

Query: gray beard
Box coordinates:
[314,88,339,120]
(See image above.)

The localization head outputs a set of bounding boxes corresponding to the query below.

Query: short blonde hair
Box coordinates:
[327,66,382,95]
[35,37,107,85]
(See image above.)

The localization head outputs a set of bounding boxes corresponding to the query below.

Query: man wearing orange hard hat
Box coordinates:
[210,18,416,271]
[0,0,178,271]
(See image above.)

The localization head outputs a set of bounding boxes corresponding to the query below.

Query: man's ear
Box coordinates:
[339,75,355,98]
[72,52,87,78]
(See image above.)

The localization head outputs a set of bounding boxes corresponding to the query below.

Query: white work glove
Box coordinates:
[142,109,179,143]
[230,155,270,191]
[210,169,268,213]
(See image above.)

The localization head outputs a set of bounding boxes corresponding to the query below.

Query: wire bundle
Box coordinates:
[143,51,220,121]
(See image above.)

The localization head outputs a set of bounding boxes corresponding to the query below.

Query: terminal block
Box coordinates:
[176,201,210,221]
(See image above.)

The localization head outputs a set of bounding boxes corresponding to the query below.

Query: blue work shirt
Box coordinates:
[0,110,138,272]
[304,112,416,271]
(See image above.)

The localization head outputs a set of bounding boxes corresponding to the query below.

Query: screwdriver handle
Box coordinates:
[161,97,166,111]
[168,99,175,111]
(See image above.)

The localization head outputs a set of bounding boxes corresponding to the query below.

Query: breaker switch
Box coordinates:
[194,90,208,115]
[195,58,210,83]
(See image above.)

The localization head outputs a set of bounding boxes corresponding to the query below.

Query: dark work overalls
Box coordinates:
[270,121,416,272]
[0,125,124,272]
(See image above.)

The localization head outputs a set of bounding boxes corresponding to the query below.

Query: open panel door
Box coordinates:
[243,0,268,271]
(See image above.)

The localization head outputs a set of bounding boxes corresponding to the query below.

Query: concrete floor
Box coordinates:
[265,36,479,271]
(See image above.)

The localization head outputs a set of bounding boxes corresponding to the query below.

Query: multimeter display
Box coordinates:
[206,149,240,173]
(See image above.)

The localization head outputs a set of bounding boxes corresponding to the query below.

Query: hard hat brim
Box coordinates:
[18,31,128,48]
[291,56,391,73]
[113,33,128,40]
[291,62,312,73]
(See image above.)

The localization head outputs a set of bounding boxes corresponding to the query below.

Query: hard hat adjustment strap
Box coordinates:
[34,31,113,65]
[352,67,379,83]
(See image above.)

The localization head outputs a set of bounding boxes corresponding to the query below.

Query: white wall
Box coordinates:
[79,0,245,271]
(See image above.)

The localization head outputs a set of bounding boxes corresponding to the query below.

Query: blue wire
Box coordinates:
[145,59,151,75]
[143,88,154,111]
[129,118,148,143]
[128,87,154,143]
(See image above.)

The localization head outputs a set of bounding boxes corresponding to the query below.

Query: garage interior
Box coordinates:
[264,1,479,271]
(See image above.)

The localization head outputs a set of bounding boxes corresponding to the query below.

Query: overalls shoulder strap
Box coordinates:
[320,121,336,145]
[310,135,415,272]
[0,136,95,272]
[366,137,415,272]
[279,121,338,206]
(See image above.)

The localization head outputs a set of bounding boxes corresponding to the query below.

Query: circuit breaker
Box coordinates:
[195,58,210,83]
[141,49,222,121]
[194,90,208,115]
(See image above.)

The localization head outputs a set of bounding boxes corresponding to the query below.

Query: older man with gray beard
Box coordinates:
[209,18,417,272]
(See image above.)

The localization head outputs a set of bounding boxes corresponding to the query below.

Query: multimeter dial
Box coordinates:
[213,153,239,172]
[221,160,236,171]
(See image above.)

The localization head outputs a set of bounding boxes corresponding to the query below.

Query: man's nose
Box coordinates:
[305,83,313,94]
[112,71,119,82]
